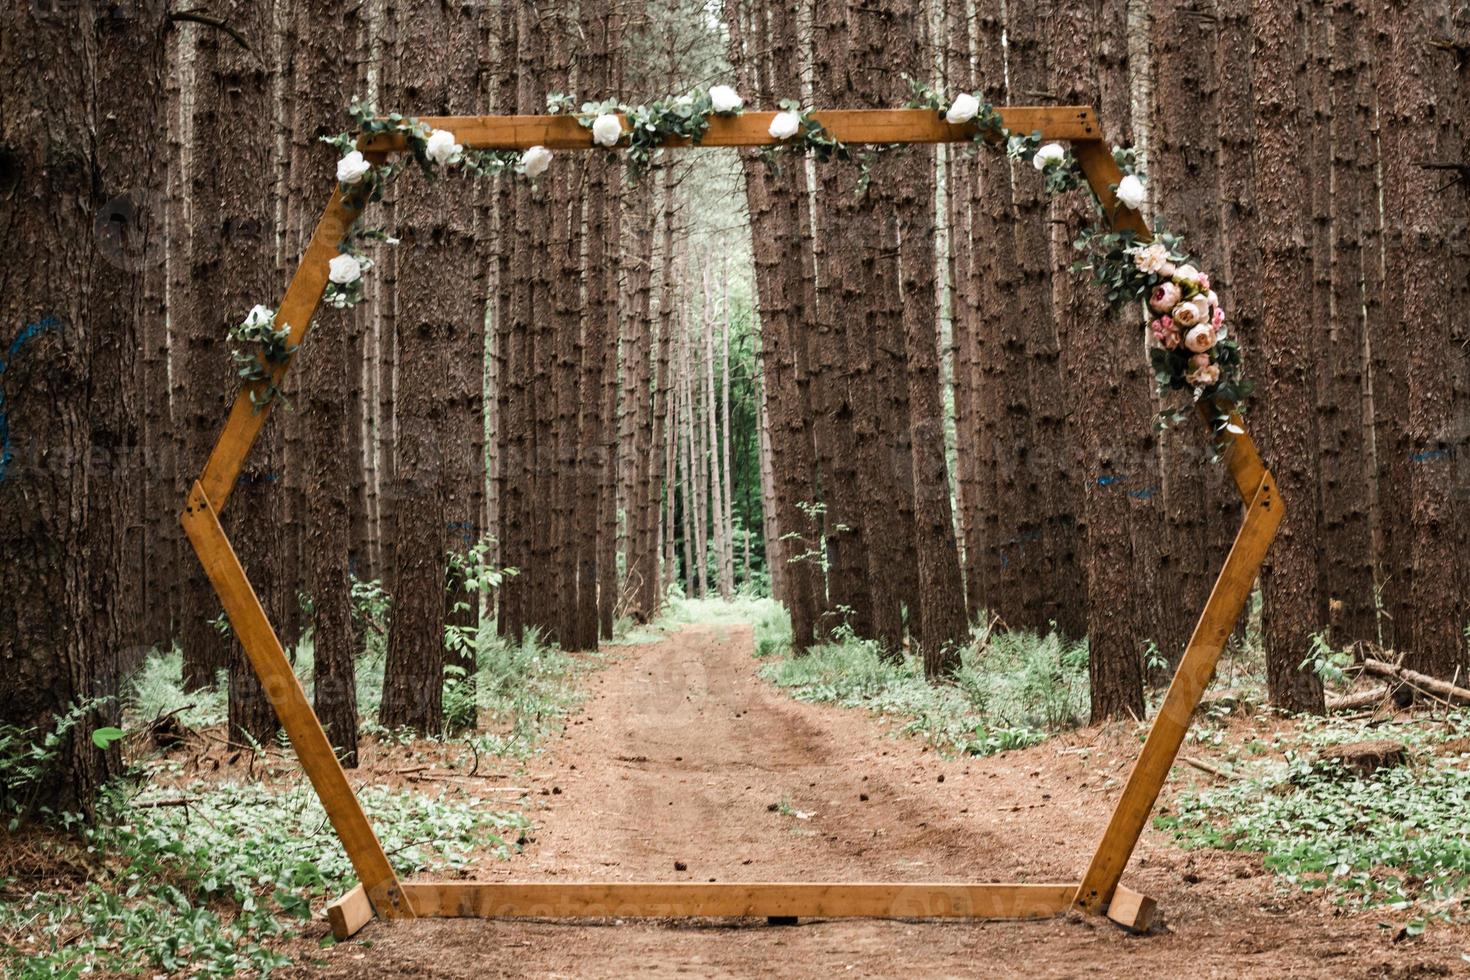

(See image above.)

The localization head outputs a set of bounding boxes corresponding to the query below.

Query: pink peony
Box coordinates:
[1150,316,1180,349]
[1184,324,1217,353]
[1212,306,1225,329]
[1198,272,1211,291]
[1150,281,1182,313]
[1186,361,1221,386]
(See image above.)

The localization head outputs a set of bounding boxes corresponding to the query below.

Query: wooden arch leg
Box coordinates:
[1075,436,1283,915]
[181,483,414,927]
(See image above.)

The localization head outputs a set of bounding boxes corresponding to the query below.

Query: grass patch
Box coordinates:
[1158,708,1470,925]
[760,625,1088,756]
[0,781,525,977]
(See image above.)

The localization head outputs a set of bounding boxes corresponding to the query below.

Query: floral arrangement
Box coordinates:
[228,305,296,408]
[909,80,1250,431]
[231,83,1247,431]
[555,86,848,181]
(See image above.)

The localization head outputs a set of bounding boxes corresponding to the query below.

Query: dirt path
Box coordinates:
[302,625,1468,978]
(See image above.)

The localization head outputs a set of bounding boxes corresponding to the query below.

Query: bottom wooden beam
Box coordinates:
[1104,883,1157,933]
[398,881,1078,920]
[326,883,375,940]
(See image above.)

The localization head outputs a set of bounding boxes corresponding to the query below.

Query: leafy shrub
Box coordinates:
[0,781,526,977]
[1160,709,1470,927]
[0,702,111,824]
[758,626,1081,757]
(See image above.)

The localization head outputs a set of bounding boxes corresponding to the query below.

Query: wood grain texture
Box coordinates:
[326,883,374,939]
[1104,883,1158,932]
[197,169,380,513]
[1075,472,1284,912]
[178,482,413,919]
[358,107,1102,152]
[400,881,1079,920]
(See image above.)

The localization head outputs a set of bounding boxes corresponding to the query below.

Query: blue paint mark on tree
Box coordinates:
[1410,448,1449,463]
[0,316,64,484]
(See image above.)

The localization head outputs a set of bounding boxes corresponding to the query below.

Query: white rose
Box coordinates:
[328,253,362,285]
[945,92,980,125]
[1132,241,1170,274]
[1184,324,1217,353]
[336,150,372,185]
[424,128,463,167]
[244,304,274,329]
[592,113,623,147]
[709,84,743,113]
[769,110,801,140]
[1116,173,1146,210]
[521,145,552,177]
[1032,142,1066,171]
[1173,263,1201,286]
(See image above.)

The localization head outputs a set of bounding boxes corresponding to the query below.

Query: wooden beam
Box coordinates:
[178,482,414,920]
[1075,472,1283,913]
[326,883,375,940]
[400,881,1079,920]
[197,173,378,514]
[1104,884,1158,933]
[358,106,1103,153]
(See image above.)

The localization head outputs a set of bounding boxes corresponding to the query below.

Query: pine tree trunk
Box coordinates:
[184,0,286,749]
[883,0,968,673]
[1374,0,1469,680]
[0,1,167,811]
[1318,0,1377,644]
[1006,0,1085,639]
[810,0,878,640]
[380,0,482,733]
[1056,0,1148,720]
[726,0,822,650]
[1252,0,1326,713]
[296,0,361,765]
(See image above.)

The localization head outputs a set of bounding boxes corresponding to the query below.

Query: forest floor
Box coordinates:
[285,623,1470,979]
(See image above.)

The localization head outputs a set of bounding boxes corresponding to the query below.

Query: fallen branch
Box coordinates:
[134,796,202,808]
[1179,756,1231,782]
[1325,686,1390,713]
[1361,658,1470,706]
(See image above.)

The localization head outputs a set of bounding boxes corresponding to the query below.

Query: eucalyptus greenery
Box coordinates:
[226,306,296,410]
[759,99,851,170]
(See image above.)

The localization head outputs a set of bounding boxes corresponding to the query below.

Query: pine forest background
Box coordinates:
[3,0,1470,811]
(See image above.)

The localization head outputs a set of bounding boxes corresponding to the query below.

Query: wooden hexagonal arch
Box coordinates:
[179,106,1282,940]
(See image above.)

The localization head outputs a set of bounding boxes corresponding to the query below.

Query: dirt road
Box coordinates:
[302,625,1468,978]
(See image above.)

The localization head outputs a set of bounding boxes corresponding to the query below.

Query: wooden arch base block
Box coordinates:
[183,105,1283,948]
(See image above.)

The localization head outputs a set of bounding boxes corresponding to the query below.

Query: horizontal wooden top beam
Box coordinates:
[358,106,1102,153]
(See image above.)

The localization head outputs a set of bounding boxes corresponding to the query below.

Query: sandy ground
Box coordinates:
[289,624,1470,978]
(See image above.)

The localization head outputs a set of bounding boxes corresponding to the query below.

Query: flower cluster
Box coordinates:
[760,98,849,170]
[926,85,1249,430]
[227,305,296,409]
[570,84,745,181]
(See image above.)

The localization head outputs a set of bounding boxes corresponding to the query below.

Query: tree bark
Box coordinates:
[1252,0,1326,713]
[296,0,361,765]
